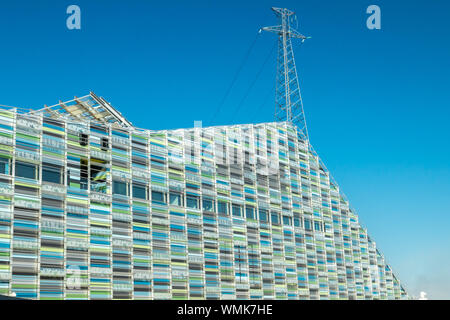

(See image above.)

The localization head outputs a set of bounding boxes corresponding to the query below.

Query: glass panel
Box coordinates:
[80,158,88,190]
[15,161,37,179]
[169,192,182,206]
[314,221,321,231]
[42,166,62,184]
[271,212,279,225]
[90,159,107,193]
[259,209,268,222]
[232,204,242,217]
[0,156,10,175]
[245,206,255,219]
[186,196,198,209]
[304,219,312,231]
[218,202,228,215]
[152,191,165,204]
[133,184,147,199]
[283,216,291,226]
[202,199,214,211]
[113,180,127,196]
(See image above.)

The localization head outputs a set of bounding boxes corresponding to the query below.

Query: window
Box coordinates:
[314,221,322,232]
[245,206,255,219]
[101,137,109,151]
[113,180,128,196]
[42,164,63,184]
[0,156,10,175]
[15,161,37,179]
[169,192,182,206]
[133,183,147,200]
[259,209,268,222]
[294,213,301,227]
[271,212,280,225]
[90,158,107,193]
[79,133,88,146]
[304,218,312,231]
[80,158,88,190]
[218,201,228,215]
[186,195,199,209]
[202,198,214,212]
[232,204,242,217]
[283,215,292,226]
[152,190,166,204]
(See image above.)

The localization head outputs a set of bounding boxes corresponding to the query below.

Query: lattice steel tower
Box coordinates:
[262,7,310,141]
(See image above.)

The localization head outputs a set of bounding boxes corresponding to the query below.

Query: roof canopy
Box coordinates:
[29,92,133,128]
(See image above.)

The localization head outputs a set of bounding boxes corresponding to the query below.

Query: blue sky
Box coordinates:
[0,0,449,299]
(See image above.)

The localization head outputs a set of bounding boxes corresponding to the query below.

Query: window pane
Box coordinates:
[186,196,198,209]
[0,156,10,175]
[271,212,279,225]
[304,219,312,231]
[101,137,109,150]
[202,199,214,211]
[232,204,242,217]
[169,193,182,206]
[90,159,107,193]
[314,221,321,231]
[218,202,228,215]
[0,162,6,175]
[245,206,255,219]
[259,209,268,222]
[80,158,88,190]
[15,162,37,179]
[152,191,165,204]
[133,184,147,199]
[283,216,291,226]
[42,165,62,184]
[79,133,88,146]
[113,180,127,196]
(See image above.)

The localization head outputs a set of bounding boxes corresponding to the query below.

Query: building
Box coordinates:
[0,93,407,299]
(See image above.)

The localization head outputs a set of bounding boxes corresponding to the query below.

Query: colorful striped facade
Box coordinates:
[0,100,408,300]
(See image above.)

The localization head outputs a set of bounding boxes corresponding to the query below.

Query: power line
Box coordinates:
[209,31,261,125]
[252,83,275,123]
[230,41,276,123]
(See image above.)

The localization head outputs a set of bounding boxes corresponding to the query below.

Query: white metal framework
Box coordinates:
[29,92,133,128]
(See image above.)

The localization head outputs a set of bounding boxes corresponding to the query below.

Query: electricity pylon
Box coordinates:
[262,7,310,141]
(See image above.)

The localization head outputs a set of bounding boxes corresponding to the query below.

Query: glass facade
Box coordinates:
[0,105,408,300]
